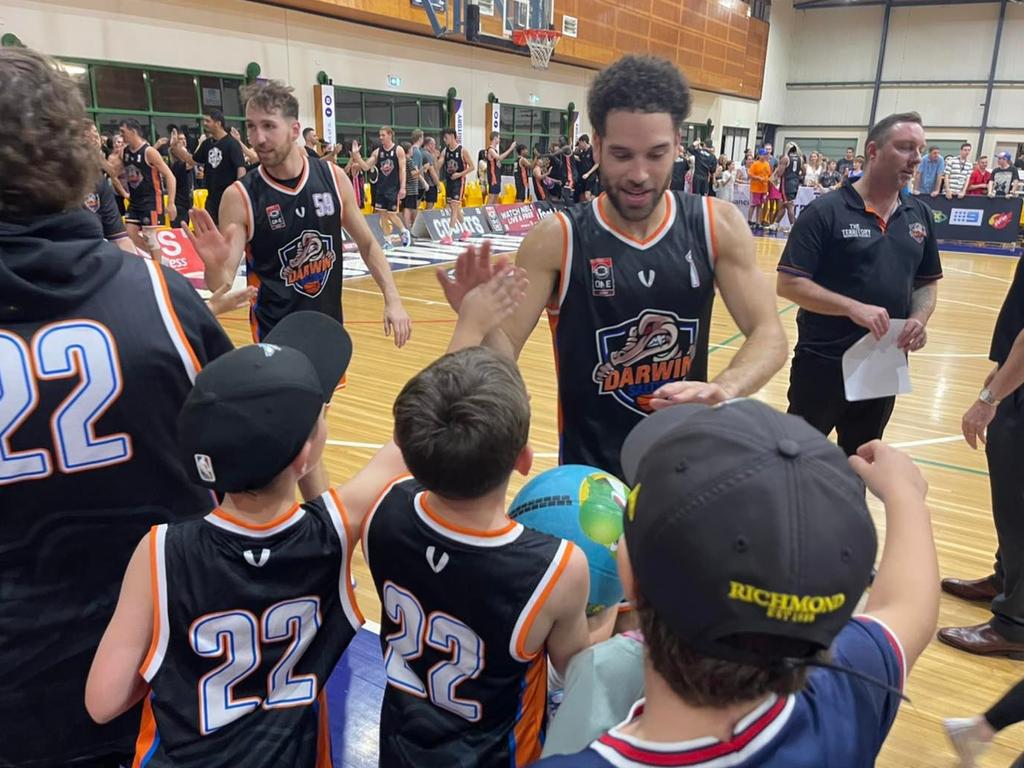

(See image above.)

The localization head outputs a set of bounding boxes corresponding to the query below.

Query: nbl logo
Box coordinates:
[593,309,699,415]
[277,230,337,298]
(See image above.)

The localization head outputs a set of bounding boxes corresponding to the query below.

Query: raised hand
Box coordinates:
[207,284,257,316]
[457,266,529,339]
[184,208,238,288]
[435,241,511,311]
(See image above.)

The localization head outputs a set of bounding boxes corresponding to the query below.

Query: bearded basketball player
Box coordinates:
[188,79,411,499]
[476,55,788,480]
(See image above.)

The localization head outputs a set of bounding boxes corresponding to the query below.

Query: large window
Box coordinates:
[721,127,750,164]
[333,88,447,163]
[785,137,859,161]
[499,104,568,165]
[59,59,245,152]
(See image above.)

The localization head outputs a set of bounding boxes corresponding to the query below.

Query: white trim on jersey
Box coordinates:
[361,475,414,573]
[854,614,908,691]
[203,506,307,539]
[142,259,199,384]
[413,492,525,548]
[701,196,718,268]
[257,155,310,197]
[322,491,365,633]
[591,191,677,252]
[547,212,574,316]
[141,524,170,682]
[235,180,256,243]
[509,539,571,663]
[328,164,346,224]
[591,695,796,768]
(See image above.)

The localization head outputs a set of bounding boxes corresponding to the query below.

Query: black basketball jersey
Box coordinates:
[533,170,549,202]
[443,144,465,183]
[783,153,803,190]
[238,156,345,341]
[135,492,362,767]
[377,144,401,196]
[487,150,500,187]
[123,142,161,209]
[364,477,573,768]
[0,210,232,767]
[551,191,716,479]
[516,159,530,200]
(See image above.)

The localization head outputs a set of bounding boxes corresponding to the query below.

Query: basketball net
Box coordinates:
[512,29,560,69]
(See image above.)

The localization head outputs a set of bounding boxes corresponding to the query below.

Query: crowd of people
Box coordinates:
[6,43,1024,768]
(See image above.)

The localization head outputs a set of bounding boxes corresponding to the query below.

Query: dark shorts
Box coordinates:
[125,200,162,227]
[403,192,419,210]
[783,182,800,202]
[375,191,399,212]
[488,183,501,195]
[446,181,463,203]
[424,185,438,204]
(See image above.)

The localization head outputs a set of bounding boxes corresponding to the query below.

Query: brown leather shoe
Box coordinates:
[941,574,1001,602]
[937,622,1024,659]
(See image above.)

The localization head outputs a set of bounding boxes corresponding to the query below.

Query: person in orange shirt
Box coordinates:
[748,148,772,230]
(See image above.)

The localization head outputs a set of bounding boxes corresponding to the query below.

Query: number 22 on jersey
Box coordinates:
[0,321,132,485]
[383,581,485,722]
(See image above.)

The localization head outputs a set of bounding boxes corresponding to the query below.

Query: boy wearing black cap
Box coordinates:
[84,253,527,767]
[536,399,939,767]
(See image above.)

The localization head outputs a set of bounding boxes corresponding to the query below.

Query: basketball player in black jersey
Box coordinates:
[774,142,804,231]
[515,144,532,202]
[110,118,177,256]
[349,125,412,247]
[439,127,473,244]
[480,55,788,479]
[85,122,136,252]
[486,130,515,204]
[0,48,233,768]
[187,79,411,500]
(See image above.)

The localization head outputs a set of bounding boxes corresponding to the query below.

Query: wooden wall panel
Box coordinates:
[259,0,768,100]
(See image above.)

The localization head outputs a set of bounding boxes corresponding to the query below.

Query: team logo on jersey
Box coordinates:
[84,192,100,213]
[278,230,337,298]
[380,157,395,176]
[266,204,286,231]
[125,165,143,189]
[908,222,927,244]
[638,269,655,287]
[590,258,615,297]
[593,310,699,415]
[425,546,450,574]
[840,223,872,239]
[243,548,271,567]
[208,147,223,169]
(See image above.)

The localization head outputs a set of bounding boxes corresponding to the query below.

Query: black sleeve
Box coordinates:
[161,266,234,364]
[229,139,246,173]
[916,203,943,282]
[778,202,829,279]
[194,141,210,167]
[97,179,128,241]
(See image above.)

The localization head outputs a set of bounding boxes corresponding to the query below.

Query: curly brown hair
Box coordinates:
[0,48,98,221]
[240,79,299,121]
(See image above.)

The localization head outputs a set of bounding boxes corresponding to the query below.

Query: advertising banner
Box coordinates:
[921,194,1022,245]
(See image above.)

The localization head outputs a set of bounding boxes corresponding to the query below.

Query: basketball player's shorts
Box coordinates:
[424,185,438,204]
[375,192,399,212]
[446,181,463,203]
[784,181,800,202]
[126,199,162,227]
[488,182,501,195]
[403,191,419,210]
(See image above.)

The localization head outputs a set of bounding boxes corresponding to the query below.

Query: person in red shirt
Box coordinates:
[967,156,992,195]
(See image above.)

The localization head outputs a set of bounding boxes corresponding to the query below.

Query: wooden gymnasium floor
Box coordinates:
[217,235,1023,766]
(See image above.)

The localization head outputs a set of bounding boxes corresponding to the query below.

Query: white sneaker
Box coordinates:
[944,718,990,767]
[400,229,412,247]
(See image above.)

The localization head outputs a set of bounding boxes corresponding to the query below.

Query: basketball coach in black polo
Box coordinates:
[776,111,943,455]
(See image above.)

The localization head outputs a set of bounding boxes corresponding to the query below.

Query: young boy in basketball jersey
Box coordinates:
[109,118,177,256]
[439,127,473,244]
[486,131,516,204]
[536,399,939,766]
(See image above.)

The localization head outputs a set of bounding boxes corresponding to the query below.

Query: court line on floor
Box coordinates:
[344,286,446,306]
[891,434,963,449]
[912,352,990,358]
[940,297,1000,313]
[943,264,1012,283]
[710,303,796,353]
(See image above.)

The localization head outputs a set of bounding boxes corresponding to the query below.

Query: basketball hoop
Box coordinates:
[512,29,561,69]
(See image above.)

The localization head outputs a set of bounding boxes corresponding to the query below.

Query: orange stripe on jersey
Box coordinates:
[152,262,202,374]
[131,696,158,768]
[705,196,719,263]
[514,542,575,660]
[315,691,333,768]
[547,313,564,437]
[246,245,261,342]
[596,192,672,247]
[151,166,164,215]
[421,493,518,538]
[546,214,571,313]
[139,527,162,675]
[329,488,366,625]
[512,655,548,767]
[359,473,414,542]
[211,503,301,532]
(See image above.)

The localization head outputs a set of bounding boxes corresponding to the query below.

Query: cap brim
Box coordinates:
[264,312,353,401]
[620,403,709,485]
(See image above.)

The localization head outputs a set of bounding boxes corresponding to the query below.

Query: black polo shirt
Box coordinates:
[305,145,320,160]
[991,256,1024,366]
[778,180,943,358]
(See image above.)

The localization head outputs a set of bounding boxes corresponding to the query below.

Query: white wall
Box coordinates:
[1,0,761,158]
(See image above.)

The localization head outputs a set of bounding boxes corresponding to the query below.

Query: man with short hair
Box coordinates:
[0,47,233,768]
[465,55,788,479]
[420,134,441,209]
[534,398,939,767]
[485,130,516,204]
[778,112,942,455]
[690,139,718,196]
[836,146,856,177]
[194,108,246,223]
[302,126,320,159]
[967,156,992,195]
[165,124,195,228]
[943,142,973,198]
[84,122,135,252]
[914,146,944,196]
[350,125,412,247]
[111,118,177,255]
[437,127,473,245]
[989,152,1021,197]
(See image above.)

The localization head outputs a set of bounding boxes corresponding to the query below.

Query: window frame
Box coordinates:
[333,86,449,166]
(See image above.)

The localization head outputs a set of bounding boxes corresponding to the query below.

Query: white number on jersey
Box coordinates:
[190,597,322,734]
[313,192,335,218]
[382,581,485,722]
[0,321,132,485]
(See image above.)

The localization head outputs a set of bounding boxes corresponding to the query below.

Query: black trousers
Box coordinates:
[987,391,1024,640]
[691,176,710,196]
[987,677,1024,732]
[787,351,895,456]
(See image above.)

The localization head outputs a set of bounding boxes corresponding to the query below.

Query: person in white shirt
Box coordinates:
[943,143,973,198]
[804,151,824,188]
[715,160,738,202]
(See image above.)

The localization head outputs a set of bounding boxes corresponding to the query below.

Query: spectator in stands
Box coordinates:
[804,150,824,188]
[763,142,778,171]
[691,140,717,195]
[747,149,772,228]
[670,140,690,191]
[915,146,944,197]
[943,142,973,198]
[848,156,865,182]
[737,155,751,183]
[819,160,842,191]
[1016,150,1024,174]
[837,146,856,177]
[714,159,738,203]
[967,156,991,196]
[990,152,1021,197]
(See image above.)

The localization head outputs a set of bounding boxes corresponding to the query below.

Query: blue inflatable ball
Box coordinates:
[509,465,628,616]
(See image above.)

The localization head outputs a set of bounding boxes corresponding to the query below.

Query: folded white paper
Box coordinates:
[842,319,912,402]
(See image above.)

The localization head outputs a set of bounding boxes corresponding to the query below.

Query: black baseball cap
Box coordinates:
[178,312,352,493]
[620,398,877,665]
